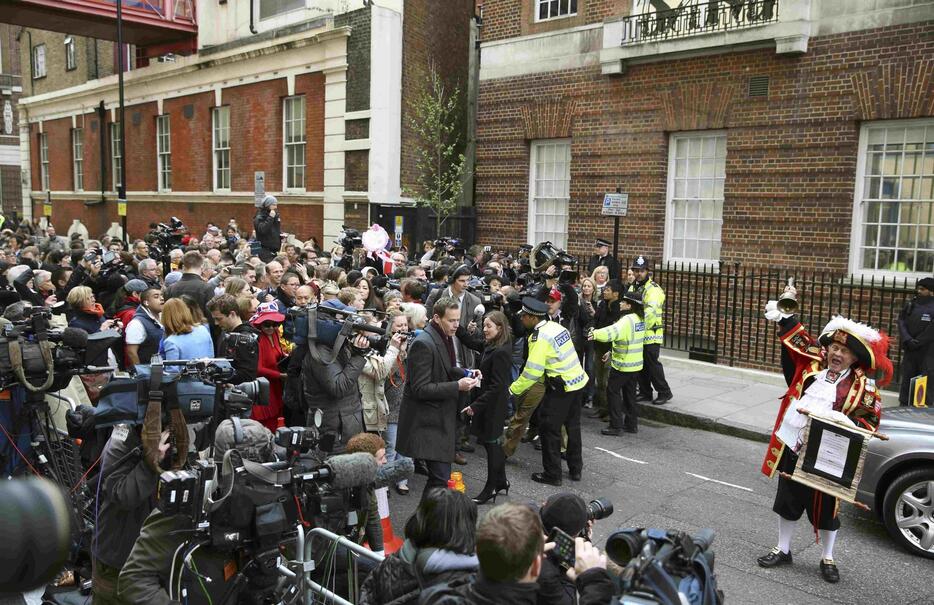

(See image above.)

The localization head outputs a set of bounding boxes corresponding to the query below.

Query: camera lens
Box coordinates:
[586,497,614,521]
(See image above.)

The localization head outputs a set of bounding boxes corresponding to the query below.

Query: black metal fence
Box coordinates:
[646,262,915,389]
[621,0,779,46]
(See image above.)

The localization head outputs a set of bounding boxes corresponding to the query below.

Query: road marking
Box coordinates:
[685,472,754,493]
[594,447,647,465]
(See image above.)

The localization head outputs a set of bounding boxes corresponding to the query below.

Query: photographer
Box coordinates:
[118,420,276,605]
[254,196,281,262]
[359,312,407,435]
[207,294,259,385]
[537,493,595,605]
[302,306,371,450]
[92,424,171,605]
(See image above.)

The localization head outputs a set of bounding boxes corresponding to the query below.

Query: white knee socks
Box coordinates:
[819,529,837,561]
[778,517,796,554]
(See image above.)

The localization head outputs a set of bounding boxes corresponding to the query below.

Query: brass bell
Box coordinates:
[777,277,798,314]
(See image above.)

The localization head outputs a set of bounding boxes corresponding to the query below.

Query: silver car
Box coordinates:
[857,405,934,559]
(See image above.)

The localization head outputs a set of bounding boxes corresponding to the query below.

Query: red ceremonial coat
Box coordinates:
[761,321,883,478]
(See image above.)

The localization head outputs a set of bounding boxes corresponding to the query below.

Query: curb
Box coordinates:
[636,401,771,443]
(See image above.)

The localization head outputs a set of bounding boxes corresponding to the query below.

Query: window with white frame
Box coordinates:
[528,140,571,249]
[854,120,934,275]
[64,37,77,71]
[212,106,230,191]
[32,44,46,79]
[110,122,123,191]
[259,0,304,20]
[666,132,726,263]
[536,0,578,21]
[39,132,49,191]
[72,128,83,192]
[156,115,171,192]
[283,95,306,190]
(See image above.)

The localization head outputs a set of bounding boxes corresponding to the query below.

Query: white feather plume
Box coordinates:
[821,315,881,343]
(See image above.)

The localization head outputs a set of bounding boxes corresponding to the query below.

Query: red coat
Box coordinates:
[762,321,882,478]
[254,332,285,431]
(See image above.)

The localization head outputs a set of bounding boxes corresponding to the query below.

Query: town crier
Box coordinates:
[757,285,893,584]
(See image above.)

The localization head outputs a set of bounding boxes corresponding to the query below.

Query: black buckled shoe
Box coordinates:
[757,548,792,568]
[820,559,840,583]
[531,472,562,487]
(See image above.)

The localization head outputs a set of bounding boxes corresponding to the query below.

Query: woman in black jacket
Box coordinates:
[462,310,513,505]
[253,195,281,261]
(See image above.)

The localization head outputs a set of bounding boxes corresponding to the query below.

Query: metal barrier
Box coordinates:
[299,527,385,605]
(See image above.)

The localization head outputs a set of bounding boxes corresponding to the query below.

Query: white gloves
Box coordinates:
[764,300,792,323]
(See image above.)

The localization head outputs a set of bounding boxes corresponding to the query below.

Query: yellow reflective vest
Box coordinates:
[592,313,645,373]
[509,320,588,396]
[629,280,664,346]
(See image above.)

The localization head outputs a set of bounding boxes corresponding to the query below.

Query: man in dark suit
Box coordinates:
[586,239,620,280]
[396,296,479,499]
[164,250,215,320]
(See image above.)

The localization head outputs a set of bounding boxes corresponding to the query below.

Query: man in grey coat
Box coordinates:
[396,296,479,499]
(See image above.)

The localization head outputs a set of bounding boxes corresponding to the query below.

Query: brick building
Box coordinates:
[475,0,934,279]
[16,0,474,245]
[0,25,24,218]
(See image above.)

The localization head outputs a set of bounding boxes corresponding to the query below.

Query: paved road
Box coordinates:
[387,415,934,605]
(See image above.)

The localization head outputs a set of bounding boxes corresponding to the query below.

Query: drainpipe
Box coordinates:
[250,0,258,34]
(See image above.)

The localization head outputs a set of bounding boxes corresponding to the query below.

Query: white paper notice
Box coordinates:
[813,430,850,479]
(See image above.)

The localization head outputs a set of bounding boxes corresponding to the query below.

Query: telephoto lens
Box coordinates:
[0,478,73,592]
[587,497,614,521]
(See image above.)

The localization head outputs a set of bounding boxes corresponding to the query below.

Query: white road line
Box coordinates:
[594,447,647,465]
[685,472,754,493]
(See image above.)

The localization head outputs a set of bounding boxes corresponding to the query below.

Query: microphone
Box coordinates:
[321,452,378,490]
[473,304,485,323]
[375,457,414,489]
[61,327,89,349]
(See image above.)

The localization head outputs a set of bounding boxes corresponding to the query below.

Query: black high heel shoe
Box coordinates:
[495,480,510,496]
[472,487,498,505]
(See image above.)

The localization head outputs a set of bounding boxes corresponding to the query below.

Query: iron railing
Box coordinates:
[621,0,779,46]
[638,261,916,389]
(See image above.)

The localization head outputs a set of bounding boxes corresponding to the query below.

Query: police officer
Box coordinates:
[510,297,588,486]
[587,239,620,279]
[589,290,645,435]
[897,276,934,406]
[629,256,673,405]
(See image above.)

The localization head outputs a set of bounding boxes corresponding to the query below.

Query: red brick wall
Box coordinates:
[475,21,934,271]
[125,102,159,192]
[27,73,329,240]
[296,72,326,192]
[164,92,217,192]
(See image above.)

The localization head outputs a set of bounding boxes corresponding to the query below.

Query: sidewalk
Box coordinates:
[636,353,901,443]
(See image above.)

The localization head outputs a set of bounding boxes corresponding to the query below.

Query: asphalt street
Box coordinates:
[386,414,934,605]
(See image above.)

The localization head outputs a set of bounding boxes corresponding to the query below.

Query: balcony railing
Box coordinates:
[621,0,778,46]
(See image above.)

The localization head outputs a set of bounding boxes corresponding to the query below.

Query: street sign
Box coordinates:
[394,215,404,246]
[602,192,628,216]
[43,191,52,217]
[117,199,127,217]
[254,171,266,206]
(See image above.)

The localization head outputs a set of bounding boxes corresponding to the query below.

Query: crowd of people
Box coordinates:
[0,195,913,601]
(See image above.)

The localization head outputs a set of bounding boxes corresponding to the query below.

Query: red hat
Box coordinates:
[250,301,285,326]
[547,286,563,302]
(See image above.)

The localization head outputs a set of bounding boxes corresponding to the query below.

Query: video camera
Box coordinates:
[93,358,270,427]
[0,307,119,392]
[288,303,386,353]
[467,279,505,311]
[605,527,722,604]
[146,217,185,269]
[338,226,363,256]
[434,237,465,257]
[529,241,579,285]
[83,248,125,280]
[156,440,378,603]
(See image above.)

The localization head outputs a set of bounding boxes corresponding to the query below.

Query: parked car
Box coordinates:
[857,405,934,559]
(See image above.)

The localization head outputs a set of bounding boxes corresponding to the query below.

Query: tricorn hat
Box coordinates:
[818,316,893,386]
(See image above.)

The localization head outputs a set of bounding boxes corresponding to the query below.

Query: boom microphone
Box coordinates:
[320,452,378,489]
[61,327,89,349]
[375,457,414,489]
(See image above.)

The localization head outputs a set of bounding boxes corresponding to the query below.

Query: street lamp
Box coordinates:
[116,0,128,245]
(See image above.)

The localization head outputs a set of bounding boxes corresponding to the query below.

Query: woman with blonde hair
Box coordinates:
[161,298,214,361]
[67,286,118,335]
[591,265,610,295]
